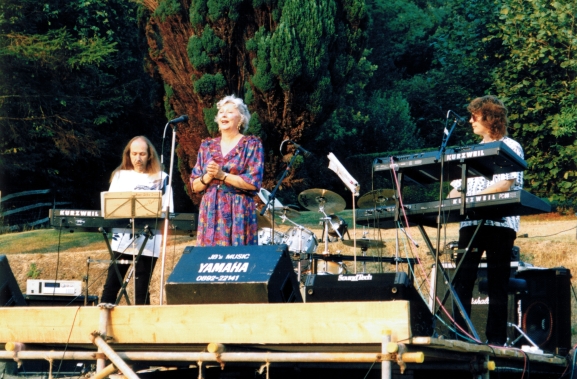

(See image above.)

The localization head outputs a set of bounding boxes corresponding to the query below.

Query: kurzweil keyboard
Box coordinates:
[373,141,527,184]
[49,209,197,235]
[356,190,550,229]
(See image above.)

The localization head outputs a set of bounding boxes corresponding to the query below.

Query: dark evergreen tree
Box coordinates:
[141,0,368,203]
[0,0,166,209]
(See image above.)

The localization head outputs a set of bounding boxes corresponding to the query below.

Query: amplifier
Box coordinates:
[515,267,572,355]
[432,261,521,342]
[26,279,82,296]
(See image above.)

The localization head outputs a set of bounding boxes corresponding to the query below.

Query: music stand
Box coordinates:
[101,191,163,219]
[101,191,162,304]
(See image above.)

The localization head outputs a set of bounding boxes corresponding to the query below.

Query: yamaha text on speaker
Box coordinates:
[165,244,302,304]
[514,267,572,355]
[304,272,433,337]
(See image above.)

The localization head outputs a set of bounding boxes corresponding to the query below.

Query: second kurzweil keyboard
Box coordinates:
[373,141,527,184]
[49,209,197,235]
[356,190,550,229]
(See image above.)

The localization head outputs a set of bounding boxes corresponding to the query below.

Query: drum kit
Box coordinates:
[257,187,392,279]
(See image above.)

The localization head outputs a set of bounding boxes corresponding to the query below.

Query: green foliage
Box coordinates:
[187,25,225,70]
[203,105,219,136]
[249,30,275,92]
[193,72,227,97]
[0,0,165,208]
[2,29,117,68]
[164,83,176,120]
[487,0,577,203]
[27,263,41,279]
[206,0,244,22]
[153,0,183,22]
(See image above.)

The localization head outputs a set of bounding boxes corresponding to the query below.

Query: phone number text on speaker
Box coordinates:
[196,275,240,282]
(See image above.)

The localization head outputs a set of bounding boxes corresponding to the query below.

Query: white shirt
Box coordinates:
[450,137,524,232]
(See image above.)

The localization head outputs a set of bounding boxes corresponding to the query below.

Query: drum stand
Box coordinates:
[318,207,344,275]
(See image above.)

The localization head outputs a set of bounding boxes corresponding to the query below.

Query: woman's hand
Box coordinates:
[205,161,222,179]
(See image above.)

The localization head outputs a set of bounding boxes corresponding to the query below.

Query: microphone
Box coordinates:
[167,115,189,124]
[289,141,312,158]
[447,110,467,126]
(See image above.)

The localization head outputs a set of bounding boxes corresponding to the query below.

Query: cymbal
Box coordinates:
[357,189,395,208]
[341,238,385,249]
[256,212,273,228]
[298,188,346,214]
[272,206,301,218]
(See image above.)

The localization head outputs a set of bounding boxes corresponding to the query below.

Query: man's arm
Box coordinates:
[448,179,515,198]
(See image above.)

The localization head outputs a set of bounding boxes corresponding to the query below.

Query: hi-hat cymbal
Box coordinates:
[272,206,301,218]
[342,238,385,249]
[298,188,346,214]
[357,189,395,208]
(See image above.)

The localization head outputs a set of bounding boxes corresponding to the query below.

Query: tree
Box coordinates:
[486,0,577,205]
[140,0,368,203]
[0,0,166,209]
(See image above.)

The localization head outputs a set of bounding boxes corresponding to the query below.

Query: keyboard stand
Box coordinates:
[98,225,152,305]
[389,151,480,341]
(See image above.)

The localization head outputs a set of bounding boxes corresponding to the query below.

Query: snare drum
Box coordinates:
[257,228,286,245]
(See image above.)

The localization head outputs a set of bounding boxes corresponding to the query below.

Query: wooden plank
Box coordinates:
[410,337,566,365]
[0,301,411,345]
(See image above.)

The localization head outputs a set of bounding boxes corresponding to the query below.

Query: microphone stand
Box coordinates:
[431,115,480,341]
[159,121,178,305]
[261,142,302,240]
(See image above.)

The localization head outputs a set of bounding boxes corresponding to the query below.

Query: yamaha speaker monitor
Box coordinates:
[165,244,302,304]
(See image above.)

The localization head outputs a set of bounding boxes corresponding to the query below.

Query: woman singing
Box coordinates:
[190,95,265,246]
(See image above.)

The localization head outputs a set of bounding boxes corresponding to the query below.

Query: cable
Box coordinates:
[530,226,576,239]
[362,360,377,379]
[55,306,81,378]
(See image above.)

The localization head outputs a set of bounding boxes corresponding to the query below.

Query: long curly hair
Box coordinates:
[467,95,508,140]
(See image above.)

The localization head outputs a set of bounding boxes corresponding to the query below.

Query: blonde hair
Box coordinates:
[214,95,251,133]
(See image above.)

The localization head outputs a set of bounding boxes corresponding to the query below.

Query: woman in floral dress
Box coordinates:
[190,95,264,246]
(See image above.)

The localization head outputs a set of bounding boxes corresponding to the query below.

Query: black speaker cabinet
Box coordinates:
[304,272,433,336]
[165,244,302,304]
[514,267,572,355]
[433,261,520,342]
[0,255,26,306]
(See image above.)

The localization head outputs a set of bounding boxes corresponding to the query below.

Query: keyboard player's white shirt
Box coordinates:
[450,137,523,232]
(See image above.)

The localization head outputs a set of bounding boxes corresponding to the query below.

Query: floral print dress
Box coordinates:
[191,135,264,246]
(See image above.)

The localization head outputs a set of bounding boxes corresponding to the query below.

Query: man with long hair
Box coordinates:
[448,95,523,345]
[101,136,173,305]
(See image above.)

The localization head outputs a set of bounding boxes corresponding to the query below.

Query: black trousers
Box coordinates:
[452,225,516,344]
[101,252,157,305]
